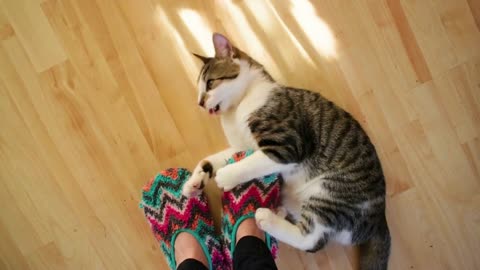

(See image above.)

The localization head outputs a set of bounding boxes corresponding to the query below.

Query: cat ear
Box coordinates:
[192,53,210,64]
[213,33,233,58]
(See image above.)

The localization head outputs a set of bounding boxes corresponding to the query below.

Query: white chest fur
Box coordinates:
[220,78,276,149]
[220,112,254,148]
[281,168,331,220]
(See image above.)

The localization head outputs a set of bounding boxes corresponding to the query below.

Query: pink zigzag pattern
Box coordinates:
[221,174,281,261]
[224,184,280,214]
[141,167,228,269]
[158,194,209,222]
[146,200,213,237]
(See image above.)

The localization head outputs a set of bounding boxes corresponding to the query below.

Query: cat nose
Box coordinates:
[199,95,206,107]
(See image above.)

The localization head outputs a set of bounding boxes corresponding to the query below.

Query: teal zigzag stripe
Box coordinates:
[141,169,191,208]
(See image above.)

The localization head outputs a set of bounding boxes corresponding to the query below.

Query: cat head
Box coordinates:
[193,33,270,115]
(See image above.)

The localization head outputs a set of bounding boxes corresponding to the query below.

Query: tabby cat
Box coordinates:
[183,33,391,270]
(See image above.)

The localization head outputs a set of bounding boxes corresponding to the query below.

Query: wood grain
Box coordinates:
[0,0,479,269]
[0,0,66,71]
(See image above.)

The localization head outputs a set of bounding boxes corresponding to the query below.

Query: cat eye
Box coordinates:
[205,75,237,91]
[206,79,214,91]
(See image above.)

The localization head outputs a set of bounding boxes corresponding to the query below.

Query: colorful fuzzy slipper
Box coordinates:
[140,168,227,270]
[221,150,282,263]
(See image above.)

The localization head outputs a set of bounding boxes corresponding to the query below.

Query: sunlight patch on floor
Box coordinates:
[291,0,336,58]
[154,6,198,83]
[221,1,283,79]
[178,9,214,56]
[263,0,316,67]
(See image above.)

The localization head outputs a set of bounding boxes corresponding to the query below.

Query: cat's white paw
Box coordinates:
[215,165,241,191]
[182,165,210,197]
[277,207,288,219]
[255,208,276,231]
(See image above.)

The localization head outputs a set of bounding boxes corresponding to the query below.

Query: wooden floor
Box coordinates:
[0,0,479,269]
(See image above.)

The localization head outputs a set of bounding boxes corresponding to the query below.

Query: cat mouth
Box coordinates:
[208,104,221,115]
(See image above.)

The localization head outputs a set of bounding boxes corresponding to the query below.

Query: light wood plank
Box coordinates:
[400,0,459,76]
[0,0,66,71]
[431,0,480,62]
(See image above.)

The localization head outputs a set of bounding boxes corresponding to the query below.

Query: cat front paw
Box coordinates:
[182,171,208,197]
[215,165,241,191]
[255,208,276,231]
[276,206,288,219]
[182,161,213,197]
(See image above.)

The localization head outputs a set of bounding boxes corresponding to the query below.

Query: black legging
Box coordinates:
[177,236,278,270]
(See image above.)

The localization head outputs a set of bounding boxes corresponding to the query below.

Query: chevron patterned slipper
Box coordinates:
[221,150,282,263]
[140,168,227,270]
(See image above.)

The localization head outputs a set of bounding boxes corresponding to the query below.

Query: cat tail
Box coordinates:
[359,216,391,270]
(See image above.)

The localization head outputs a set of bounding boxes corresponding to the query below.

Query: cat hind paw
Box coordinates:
[255,208,276,231]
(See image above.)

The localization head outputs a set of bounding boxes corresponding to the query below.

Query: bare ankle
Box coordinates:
[174,232,208,268]
[236,218,265,244]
